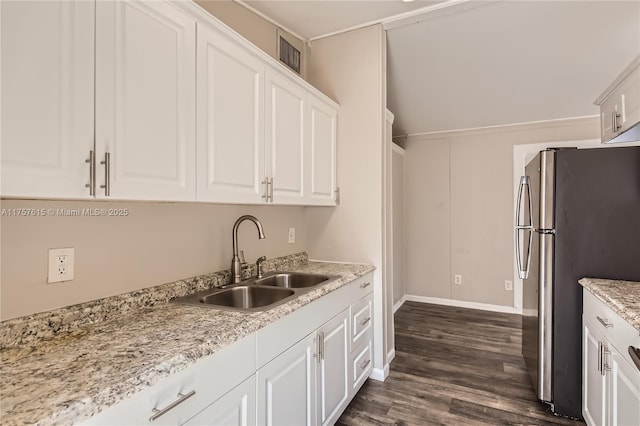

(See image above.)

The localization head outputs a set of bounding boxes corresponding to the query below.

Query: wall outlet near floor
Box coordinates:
[288,227,295,244]
[505,280,513,291]
[454,274,462,285]
[48,248,74,283]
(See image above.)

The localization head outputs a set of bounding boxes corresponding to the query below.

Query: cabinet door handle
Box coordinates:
[360,282,371,289]
[100,152,111,196]
[612,111,621,132]
[596,316,613,328]
[597,341,602,374]
[360,359,371,370]
[85,150,95,196]
[269,177,274,202]
[149,390,196,422]
[320,331,325,360]
[360,317,371,326]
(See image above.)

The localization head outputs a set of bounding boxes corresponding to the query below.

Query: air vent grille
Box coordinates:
[279,36,301,74]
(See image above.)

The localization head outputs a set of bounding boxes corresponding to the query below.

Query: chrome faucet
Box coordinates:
[231,215,265,283]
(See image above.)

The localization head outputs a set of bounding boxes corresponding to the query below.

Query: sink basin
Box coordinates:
[255,272,330,289]
[199,286,294,310]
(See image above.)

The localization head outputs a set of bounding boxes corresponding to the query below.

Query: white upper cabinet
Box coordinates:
[95,0,196,200]
[265,69,307,204]
[307,94,338,205]
[1,0,95,198]
[196,23,265,203]
[2,0,337,205]
[595,56,640,144]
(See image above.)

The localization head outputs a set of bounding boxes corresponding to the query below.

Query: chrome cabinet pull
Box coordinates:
[360,317,371,326]
[612,111,621,132]
[85,150,95,196]
[262,178,269,201]
[597,341,603,374]
[360,282,371,289]
[320,331,325,360]
[515,176,534,279]
[628,346,640,372]
[149,390,196,422]
[335,187,340,205]
[100,152,111,196]
[360,359,371,370]
[596,316,613,328]
[269,177,274,202]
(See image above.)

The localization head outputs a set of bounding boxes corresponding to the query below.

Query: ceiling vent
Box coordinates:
[277,30,302,75]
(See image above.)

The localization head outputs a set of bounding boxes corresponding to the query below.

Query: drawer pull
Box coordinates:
[149,390,196,422]
[360,282,371,289]
[360,359,371,370]
[596,316,614,328]
[360,317,371,326]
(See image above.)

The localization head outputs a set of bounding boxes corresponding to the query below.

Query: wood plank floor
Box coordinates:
[338,302,586,426]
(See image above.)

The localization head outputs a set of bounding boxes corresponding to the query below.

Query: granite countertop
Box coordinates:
[0,259,374,426]
[579,277,640,332]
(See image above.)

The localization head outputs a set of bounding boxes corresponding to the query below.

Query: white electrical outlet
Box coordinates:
[48,248,74,283]
[454,274,462,285]
[505,280,513,291]
[288,227,295,244]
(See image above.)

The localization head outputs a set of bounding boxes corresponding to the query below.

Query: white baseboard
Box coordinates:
[405,294,520,315]
[393,295,407,313]
[369,363,390,382]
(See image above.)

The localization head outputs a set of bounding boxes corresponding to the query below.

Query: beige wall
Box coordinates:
[0,199,306,320]
[404,117,600,308]
[391,145,405,305]
[304,25,388,372]
[195,0,307,78]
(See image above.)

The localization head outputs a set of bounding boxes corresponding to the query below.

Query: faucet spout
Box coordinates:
[231,215,265,283]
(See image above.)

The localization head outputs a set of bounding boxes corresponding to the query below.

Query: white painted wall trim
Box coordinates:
[387,348,396,364]
[369,363,390,382]
[397,115,599,140]
[405,294,520,315]
[393,295,407,313]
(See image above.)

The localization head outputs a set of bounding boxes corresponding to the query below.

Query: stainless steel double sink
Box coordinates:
[172,272,333,312]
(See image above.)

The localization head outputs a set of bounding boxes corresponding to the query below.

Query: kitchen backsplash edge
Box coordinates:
[0,251,309,349]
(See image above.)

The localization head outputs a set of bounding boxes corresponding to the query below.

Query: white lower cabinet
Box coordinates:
[82,334,256,425]
[257,332,317,426]
[184,376,256,426]
[317,309,350,426]
[84,273,375,426]
[582,289,640,426]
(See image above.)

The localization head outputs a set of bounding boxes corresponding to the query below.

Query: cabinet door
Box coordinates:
[609,347,640,426]
[599,95,622,143]
[583,317,607,426]
[317,308,349,426]
[265,69,306,204]
[619,66,640,134]
[257,333,316,426]
[95,0,196,201]
[184,376,256,426]
[1,0,94,198]
[196,23,266,203]
[306,95,337,206]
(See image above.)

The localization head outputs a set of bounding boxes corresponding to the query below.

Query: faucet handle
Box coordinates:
[239,250,246,264]
[256,256,267,279]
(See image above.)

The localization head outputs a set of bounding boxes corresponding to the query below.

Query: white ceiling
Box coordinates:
[242,0,446,40]
[239,0,640,137]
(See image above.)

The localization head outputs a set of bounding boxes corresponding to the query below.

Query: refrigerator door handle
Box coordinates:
[516,176,534,279]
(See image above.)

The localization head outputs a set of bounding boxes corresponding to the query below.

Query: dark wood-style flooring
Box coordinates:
[338,301,586,425]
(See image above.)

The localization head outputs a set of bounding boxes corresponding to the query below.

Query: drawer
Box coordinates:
[351,339,372,392]
[583,289,640,364]
[350,295,373,352]
[83,333,256,425]
[351,273,373,299]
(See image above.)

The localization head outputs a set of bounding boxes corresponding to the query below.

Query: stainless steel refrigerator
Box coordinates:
[515,146,640,419]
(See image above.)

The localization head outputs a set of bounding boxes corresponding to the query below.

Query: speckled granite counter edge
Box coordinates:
[579,277,640,332]
[0,261,375,426]
[0,252,308,349]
